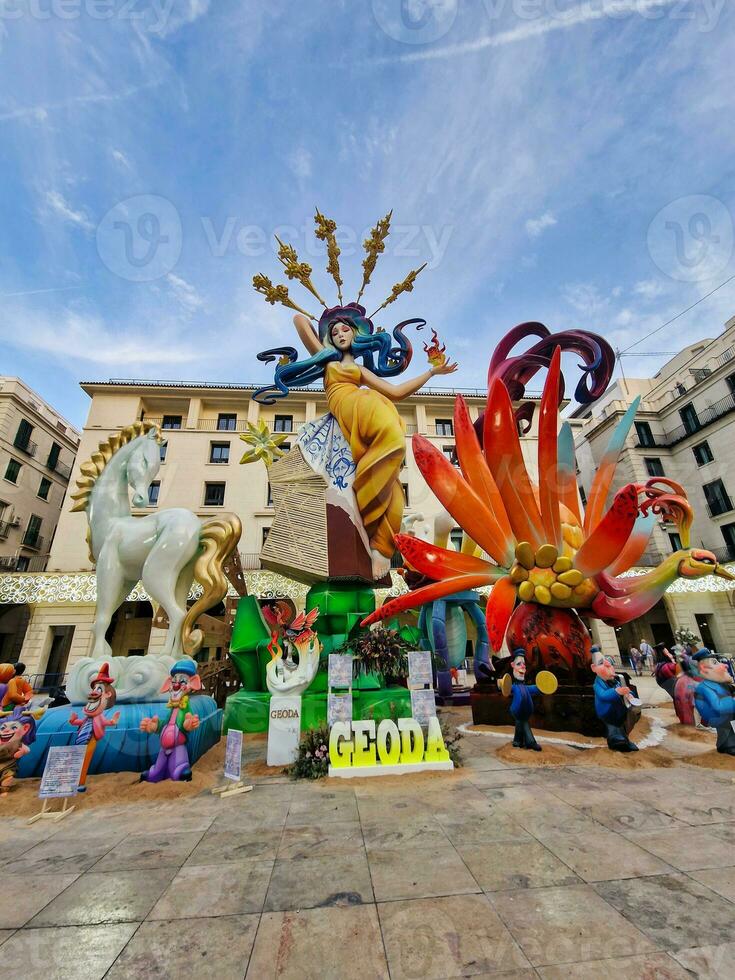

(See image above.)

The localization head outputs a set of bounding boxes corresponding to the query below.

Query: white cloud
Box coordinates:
[110,148,133,170]
[525,211,557,239]
[43,190,94,233]
[634,279,666,300]
[380,0,683,64]
[166,273,205,314]
[149,0,211,38]
[288,146,313,180]
[561,282,611,316]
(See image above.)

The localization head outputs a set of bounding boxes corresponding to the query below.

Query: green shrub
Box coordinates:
[288,726,331,780]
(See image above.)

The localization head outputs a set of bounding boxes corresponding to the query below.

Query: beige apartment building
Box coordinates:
[574,315,735,656]
[0,377,80,662]
[6,377,560,683]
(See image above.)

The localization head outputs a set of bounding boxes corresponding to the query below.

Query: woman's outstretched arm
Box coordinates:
[293,314,323,355]
[360,361,458,402]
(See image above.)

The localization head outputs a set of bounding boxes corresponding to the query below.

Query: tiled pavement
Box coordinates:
[1,724,735,979]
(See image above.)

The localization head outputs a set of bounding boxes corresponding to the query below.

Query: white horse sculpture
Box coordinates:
[70,421,242,661]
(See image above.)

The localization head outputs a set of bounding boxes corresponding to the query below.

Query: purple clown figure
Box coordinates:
[139,660,202,783]
[0,706,37,795]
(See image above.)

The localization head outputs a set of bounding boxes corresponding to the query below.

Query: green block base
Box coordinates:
[224,687,413,734]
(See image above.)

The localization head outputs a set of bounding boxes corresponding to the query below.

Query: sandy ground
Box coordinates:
[2,683,733,816]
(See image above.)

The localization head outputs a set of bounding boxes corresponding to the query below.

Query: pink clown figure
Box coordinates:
[140,659,201,783]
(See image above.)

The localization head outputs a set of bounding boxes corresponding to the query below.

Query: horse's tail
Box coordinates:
[181,514,242,656]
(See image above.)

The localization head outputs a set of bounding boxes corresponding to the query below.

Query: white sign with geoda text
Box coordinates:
[266,695,302,767]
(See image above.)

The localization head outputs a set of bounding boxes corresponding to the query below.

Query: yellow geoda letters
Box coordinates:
[328,717,452,776]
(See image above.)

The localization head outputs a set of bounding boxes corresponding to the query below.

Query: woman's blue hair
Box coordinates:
[253,303,425,404]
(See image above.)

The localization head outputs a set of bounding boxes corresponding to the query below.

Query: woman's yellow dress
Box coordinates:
[325,361,405,559]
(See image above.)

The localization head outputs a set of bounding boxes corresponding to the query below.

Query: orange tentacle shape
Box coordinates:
[361,573,497,626]
[485,576,516,652]
[395,533,500,579]
[537,346,563,548]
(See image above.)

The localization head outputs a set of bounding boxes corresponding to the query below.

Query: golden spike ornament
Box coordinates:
[370,263,426,317]
[275,236,328,308]
[314,209,343,304]
[252,273,316,321]
[239,420,289,467]
[357,210,392,304]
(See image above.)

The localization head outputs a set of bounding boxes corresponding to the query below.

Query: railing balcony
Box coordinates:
[712,545,735,564]
[49,458,71,479]
[238,552,263,570]
[0,519,15,539]
[144,417,307,434]
[0,555,49,572]
[21,532,44,551]
[14,437,37,457]
[705,500,733,519]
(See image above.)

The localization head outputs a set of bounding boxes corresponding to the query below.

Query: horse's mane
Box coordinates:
[69,420,161,514]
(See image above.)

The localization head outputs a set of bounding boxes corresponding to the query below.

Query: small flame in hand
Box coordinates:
[423,329,447,367]
[267,632,283,661]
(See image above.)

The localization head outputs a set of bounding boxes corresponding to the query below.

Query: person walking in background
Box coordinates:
[628,644,641,676]
[640,638,655,675]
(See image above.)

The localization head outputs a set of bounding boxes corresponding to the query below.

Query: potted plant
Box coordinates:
[347,627,412,687]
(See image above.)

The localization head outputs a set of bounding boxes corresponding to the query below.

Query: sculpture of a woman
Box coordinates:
[252,212,456,578]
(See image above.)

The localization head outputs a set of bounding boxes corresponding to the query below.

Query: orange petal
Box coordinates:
[485,575,517,652]
[411,435,514,567]
[574,484,640,579]
[538,347,562,548]
[484,378,545,548]
[395,533,500,579]
[361,573,496,626]
[453,396,514,564]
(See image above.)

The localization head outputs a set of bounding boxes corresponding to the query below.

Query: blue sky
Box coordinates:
[1,0,734,428]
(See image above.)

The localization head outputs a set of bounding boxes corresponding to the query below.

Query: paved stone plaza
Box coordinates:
[2,694,734,980]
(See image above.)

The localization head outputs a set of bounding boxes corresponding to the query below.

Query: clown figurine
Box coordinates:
[0,662,33,710]
[591,647,638,752]
[68,662,120,792]
[500,649,557,751]
[692,649,735,755]
[0,706,37,795]
[140,660,201,783]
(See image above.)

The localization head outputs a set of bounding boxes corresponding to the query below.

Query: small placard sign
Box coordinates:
[38,746,86,800]
[411,688,437,726]
[224,728,243,782]
[408,651,433,689]
[328,654,353,690]
[328,693,353,727]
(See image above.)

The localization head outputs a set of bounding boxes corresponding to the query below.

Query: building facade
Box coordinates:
[4,378,554,682]
[0,377,80,662]
[574,315,735,655]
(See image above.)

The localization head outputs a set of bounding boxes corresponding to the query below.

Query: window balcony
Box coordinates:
[238,552,263,570]
[0,519,17,539]
[712,545,735,564]
[48,458,71,479]
[14,437,37,457]
[21,532,44,551]
[0,555,49,572]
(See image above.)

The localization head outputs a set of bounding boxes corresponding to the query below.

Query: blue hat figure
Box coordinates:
[501,649,557,752]
[691,649,735,755]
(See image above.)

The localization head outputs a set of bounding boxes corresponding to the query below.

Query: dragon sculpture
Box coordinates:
[363,329,735,676]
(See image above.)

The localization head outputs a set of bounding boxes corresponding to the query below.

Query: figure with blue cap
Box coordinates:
[591,646,638,752]
[500,649,557,751]
[692,648,735,756]
[140,659,202,782]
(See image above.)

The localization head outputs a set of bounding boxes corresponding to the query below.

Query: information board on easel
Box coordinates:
[328,654,353,727]
[212,729,253,799]
[28,745,86,824]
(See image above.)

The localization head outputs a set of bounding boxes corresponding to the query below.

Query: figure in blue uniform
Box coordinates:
[692,648,735,755]
[591,647,638,752]
[505,649,542,751]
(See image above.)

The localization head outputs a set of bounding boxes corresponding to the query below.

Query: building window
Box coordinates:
[4,459,21,484]
[644,457,665,478]
[442,445,455,463]
[450,528,463,552]
[47,442,61,470]
[38,477,52,500]
[262,526,271,545]
[274,415,293,433]
[127,649,145,657]
[204,482,225,506]
[209,442,230,464]
[23,514,42,548]
[267,482,274,507]
[148,481,160,506]
[402,483,410,506]
[217,413,237,431]
[14,419,34,450]
[15,556,29,572]
[162,415,182,430]
[680,403,700,436]
[634,421,655,448]
[721,522,735,558]
[159,443,167,463]
[435,419,453,436]
[280,442,291,453]
[693,441,714,466]
[668,532,683,552]
[726,373,735,395]
[703,479,732,517]
[579,486,587,507]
